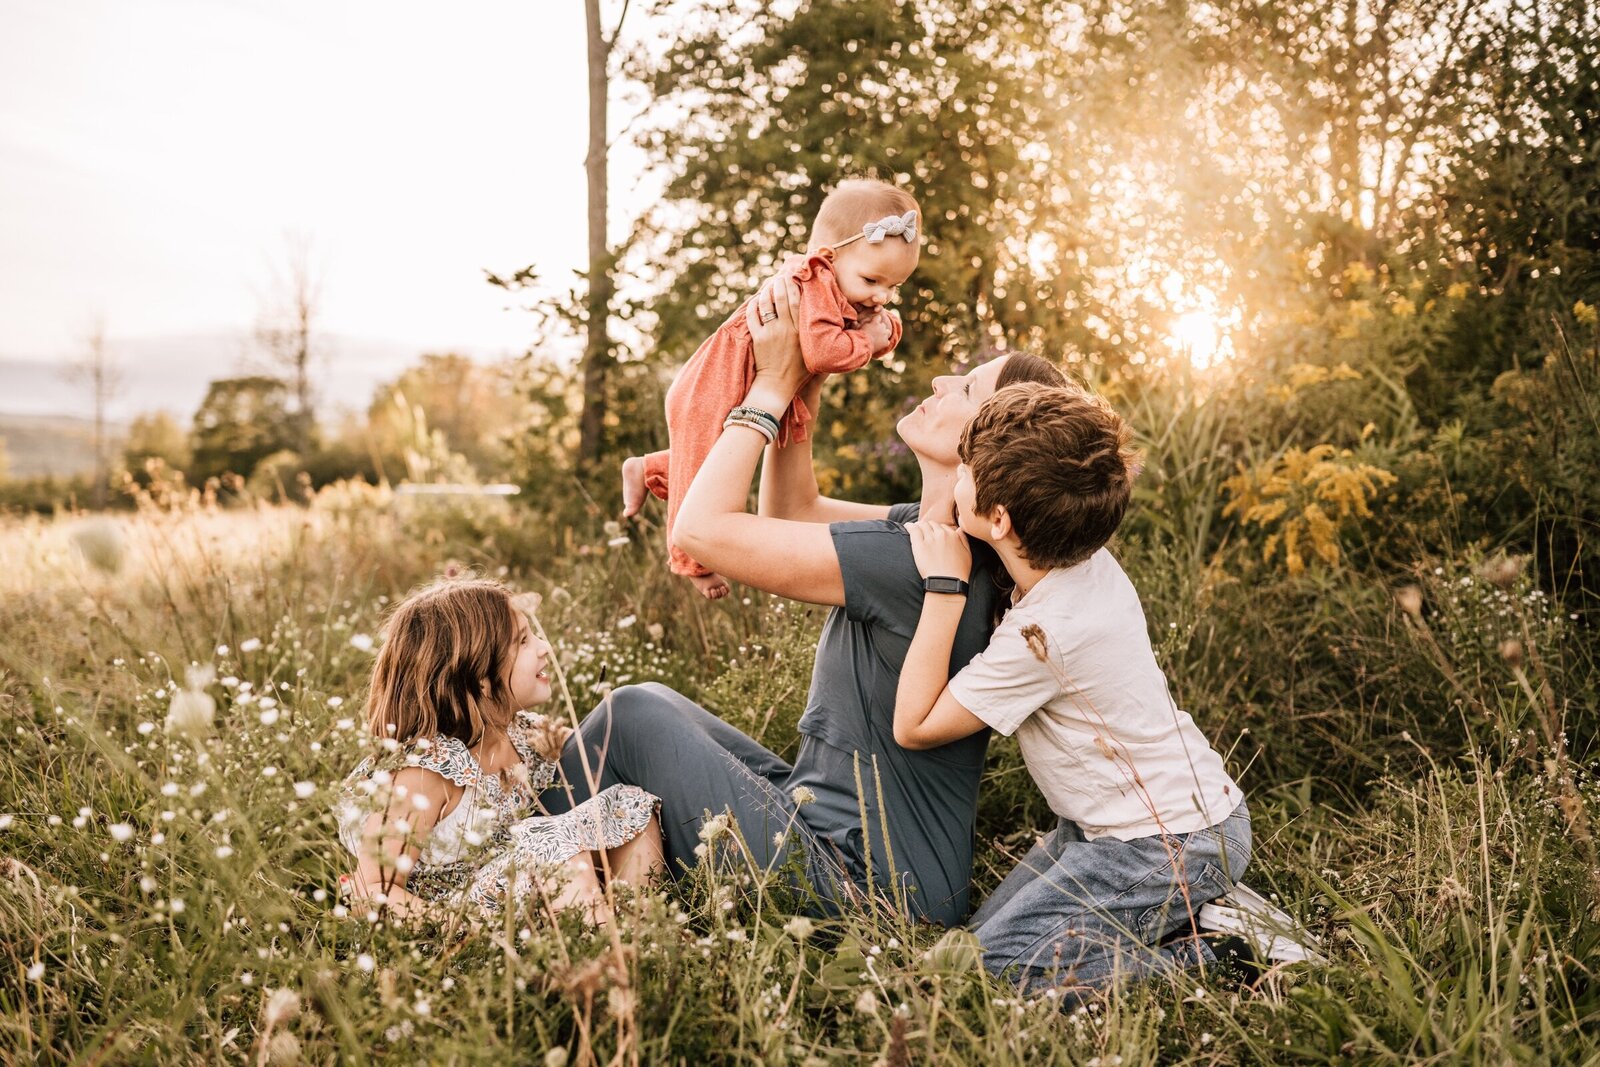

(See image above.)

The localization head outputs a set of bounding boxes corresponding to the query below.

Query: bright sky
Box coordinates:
[0,0,643,367]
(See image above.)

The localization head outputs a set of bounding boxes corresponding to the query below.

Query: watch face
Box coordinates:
[925,577,967,594]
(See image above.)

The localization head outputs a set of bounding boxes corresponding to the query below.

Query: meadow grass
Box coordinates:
[1,491,1596,1065]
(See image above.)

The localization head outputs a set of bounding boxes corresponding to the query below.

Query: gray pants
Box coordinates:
[539,683,861,912]
[968,802,1251,999]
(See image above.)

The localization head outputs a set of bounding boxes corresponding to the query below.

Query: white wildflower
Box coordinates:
[355,953,374,972]
[349,633,375,653]
[262,987,302,1026]
[108,822,135,842]
[26,962,44,981]
[293,781,316,799]
[165,688,216,739]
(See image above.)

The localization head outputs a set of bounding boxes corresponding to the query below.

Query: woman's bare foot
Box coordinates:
[690,572,730,600]
[621,456,647,518]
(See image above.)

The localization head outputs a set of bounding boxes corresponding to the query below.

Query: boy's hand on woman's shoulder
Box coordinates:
[907,521,972,583]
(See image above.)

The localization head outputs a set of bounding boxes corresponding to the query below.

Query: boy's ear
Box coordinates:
[988,504,1014,543]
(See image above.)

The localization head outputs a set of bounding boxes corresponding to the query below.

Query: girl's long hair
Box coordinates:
[364,578,520,749]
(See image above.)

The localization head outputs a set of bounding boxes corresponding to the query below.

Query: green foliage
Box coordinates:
[189,376,299,484]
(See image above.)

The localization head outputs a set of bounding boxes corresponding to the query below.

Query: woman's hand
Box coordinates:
[907,521,972,583]
[745,271,810,407]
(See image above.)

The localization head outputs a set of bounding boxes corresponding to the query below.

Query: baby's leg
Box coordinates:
[621,456,647,518]
[603,814,665,887]
[689,573,730,600]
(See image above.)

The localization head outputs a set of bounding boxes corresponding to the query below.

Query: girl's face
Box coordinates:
[507,613,553,710]
[832,239,919,312]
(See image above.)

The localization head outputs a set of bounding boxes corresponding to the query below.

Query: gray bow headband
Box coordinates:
[833,210,920,249]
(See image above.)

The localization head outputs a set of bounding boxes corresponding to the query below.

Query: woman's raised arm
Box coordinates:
[757,340,893,525]
[673,277,847,607]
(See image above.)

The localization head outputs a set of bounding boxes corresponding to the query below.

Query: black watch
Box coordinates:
[923,575,970,597]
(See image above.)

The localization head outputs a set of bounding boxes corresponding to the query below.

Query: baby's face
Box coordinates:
[832,239,919,313]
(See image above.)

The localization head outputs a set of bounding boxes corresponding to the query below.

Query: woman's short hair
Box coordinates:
[364,578,520,748]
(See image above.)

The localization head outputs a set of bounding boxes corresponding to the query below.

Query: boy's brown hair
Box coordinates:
[958,382,1140,568]
[810,179,920,250]
[364,578,521,749]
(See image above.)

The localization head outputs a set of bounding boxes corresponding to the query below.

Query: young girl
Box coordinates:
[336,578,662,924]
[621,178,921,599]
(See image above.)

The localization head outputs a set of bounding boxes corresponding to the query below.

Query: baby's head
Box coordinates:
[955,383,1141,568]
[364,577,551,749]
[809,179,921,311]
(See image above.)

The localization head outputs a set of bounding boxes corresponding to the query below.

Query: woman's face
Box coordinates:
[897,355,1011,466]
[507,613,553,710]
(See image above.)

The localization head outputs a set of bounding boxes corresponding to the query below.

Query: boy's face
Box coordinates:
[952,462,995,544]
[832,239,919,313]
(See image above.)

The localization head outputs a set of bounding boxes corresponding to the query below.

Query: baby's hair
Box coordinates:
[364,577,522,749]
[809,178,921,251]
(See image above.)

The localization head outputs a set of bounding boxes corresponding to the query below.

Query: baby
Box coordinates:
[622,178,921,598]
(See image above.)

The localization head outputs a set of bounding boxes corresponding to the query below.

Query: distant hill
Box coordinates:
[0,330,513,422]
[0,413,127,477]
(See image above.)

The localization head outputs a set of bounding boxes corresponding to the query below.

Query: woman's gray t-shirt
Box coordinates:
[787,502,1001,926]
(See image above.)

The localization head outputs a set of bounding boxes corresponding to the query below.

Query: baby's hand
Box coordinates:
[859,309,896,357]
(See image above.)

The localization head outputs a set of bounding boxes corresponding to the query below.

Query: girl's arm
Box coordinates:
[673,277,849,606]
[758,370,893,524]
[351,766,452,918]
[893,522,989,750]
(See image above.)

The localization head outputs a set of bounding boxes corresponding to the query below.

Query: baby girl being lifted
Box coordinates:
[622,178,920,598]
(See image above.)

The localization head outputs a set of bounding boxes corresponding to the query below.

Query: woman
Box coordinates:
[542,277,1065,925]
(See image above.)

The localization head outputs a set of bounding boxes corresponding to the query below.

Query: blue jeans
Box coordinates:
[968,802,1251,999]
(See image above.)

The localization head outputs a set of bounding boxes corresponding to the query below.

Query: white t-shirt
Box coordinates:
[947,549,1240,841]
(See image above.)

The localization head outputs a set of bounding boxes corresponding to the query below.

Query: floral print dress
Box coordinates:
[336,712,658,914]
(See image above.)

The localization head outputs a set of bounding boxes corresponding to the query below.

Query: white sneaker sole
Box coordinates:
[1199,882,1326,965]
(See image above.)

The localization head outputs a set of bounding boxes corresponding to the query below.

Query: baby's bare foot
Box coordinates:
[690,572,730,600]
[621,456,647,518]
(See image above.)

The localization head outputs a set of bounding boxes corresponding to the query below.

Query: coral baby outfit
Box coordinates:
[643,249,903,577]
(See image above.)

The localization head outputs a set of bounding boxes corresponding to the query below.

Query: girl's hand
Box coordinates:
[746,271,809,403]
[907,521,972,583]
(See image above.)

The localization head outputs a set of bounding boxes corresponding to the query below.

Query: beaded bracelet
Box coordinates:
[727,405,781,440]
[723,412,777,443]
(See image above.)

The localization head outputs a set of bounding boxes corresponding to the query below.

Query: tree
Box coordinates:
[577,0,636,470]
[62,314,123,508]
[189,376,298,483]
[366,353,527,476]
[123,412,193,476]
[256,234,324,457]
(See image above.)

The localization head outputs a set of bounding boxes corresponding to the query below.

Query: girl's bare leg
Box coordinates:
[604,815,665,887]
[546,852,611,925]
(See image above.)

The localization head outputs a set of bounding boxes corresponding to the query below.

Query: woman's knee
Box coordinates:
[580,683,680,742]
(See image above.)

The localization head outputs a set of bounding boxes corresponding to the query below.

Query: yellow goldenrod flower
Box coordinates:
[1575,301,1598,327]
[1446,282,1471,301]
[1223,444,1397,576]
[1342,262,1373,286]
[1391,297,1416,318]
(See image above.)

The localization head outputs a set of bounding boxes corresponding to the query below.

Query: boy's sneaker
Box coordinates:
[1198,881,1326,965]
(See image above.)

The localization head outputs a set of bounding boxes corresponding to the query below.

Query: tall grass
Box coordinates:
[1,481,1597,1064]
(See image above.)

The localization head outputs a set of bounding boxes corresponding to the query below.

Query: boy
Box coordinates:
[892,381,1252,999]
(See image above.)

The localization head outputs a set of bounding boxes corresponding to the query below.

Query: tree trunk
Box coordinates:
[579,0,613,469]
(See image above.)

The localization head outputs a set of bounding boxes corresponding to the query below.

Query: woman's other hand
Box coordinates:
[746,271,810,404]
[906,521,972,583]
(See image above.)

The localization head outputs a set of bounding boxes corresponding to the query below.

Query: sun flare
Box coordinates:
[1168,310,1228,369]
